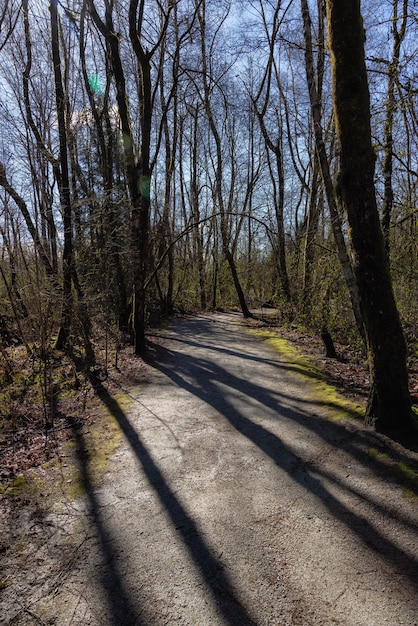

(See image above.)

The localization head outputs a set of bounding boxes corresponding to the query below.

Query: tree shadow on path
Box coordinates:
[147,317,418,591]
[90,377,259,626]
[150,316,418,490]
[69,416,146,626]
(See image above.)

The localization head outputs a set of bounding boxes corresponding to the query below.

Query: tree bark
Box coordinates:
[79,4,129,331]
[88,0,157,356]
[381,0,408,253]
[302,154,321,305]
[0,164,56,280]
[189,106,207,310]
[0,0,20,52]
[301,0,365,341]
[50,0,74,350]
[158,33,177,316]
[326,0,413,434]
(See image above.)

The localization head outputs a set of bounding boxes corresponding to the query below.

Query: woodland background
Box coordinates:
[1,0,418,462]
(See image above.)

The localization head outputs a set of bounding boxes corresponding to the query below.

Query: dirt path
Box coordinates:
[2,312,418,625]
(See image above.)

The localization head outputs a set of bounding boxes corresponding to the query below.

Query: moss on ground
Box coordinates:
[368,447,418,500]
[249,328,418,500]
[413,406,418,428]
[59,393,126,501]
[0,474,27,497]
[0,391,128,505]
[250,329,364,422]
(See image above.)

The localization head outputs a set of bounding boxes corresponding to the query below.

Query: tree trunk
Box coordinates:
[302,154,321,305]
[0,165,56,281]
[198,0,252,319]
[130,53,152,357]
[326,0,413,434]
[128,0,174,354]
[252,8,291,304]
[301,0,365,342]
[79,7,129,330]
[50,0,74,350]
[158,45,176,316]
[190,108,207,310]
[88,0,158,356]
[381,0,408,253]
[271,137,291,302]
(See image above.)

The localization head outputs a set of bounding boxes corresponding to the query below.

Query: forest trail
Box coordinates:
[2,312,418,625]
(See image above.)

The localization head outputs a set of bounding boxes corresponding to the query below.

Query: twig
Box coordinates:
[23,608,48,625]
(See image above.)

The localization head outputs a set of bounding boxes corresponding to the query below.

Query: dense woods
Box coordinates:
[1,0,418,440]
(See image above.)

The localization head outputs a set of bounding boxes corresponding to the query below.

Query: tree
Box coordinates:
[252,0,291,303]
[300,0,364,340]
[0,0,20,53]
[182,103,208,310]
[195,0,252,318]
[381,0,408,252]
[49,0,75,350]
[0,163,56,281]
[325,0,414,434]
[88,0,182,355]
[79,2,129,331]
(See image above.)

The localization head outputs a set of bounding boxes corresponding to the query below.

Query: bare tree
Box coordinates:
[0,0,20,53]
[79,1,129,331]
[252,0,292,303]
[381,0,409,252]
[300,0,365,340]
[49,0,75,350]
[0,163,56,280]
[87,0,181,354]
[195,0,252,318]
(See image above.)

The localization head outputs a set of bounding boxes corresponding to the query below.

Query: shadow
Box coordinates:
[147,319,418,589]
[305,462,418,534]
[150,316,418,449]
[147,325,363,419]
[148,315,418,454]
[90,377,258,626]
[68,417,145,626]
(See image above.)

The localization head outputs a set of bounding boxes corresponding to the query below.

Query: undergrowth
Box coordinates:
[0,327,128,486]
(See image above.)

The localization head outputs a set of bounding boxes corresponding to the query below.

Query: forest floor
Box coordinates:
[1,311,418,625]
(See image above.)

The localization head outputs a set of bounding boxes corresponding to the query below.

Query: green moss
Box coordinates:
[394,462,418,498]
[86,397,125,479]
[250,329,364,422]
[367,448,418,500]
[367,447,388,461]
[64,399,125,500]
[8,392,129,505]
[250,328,417,500]
[0,474,27,496]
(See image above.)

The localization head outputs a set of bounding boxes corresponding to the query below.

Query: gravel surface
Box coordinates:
[1,312,418,625]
